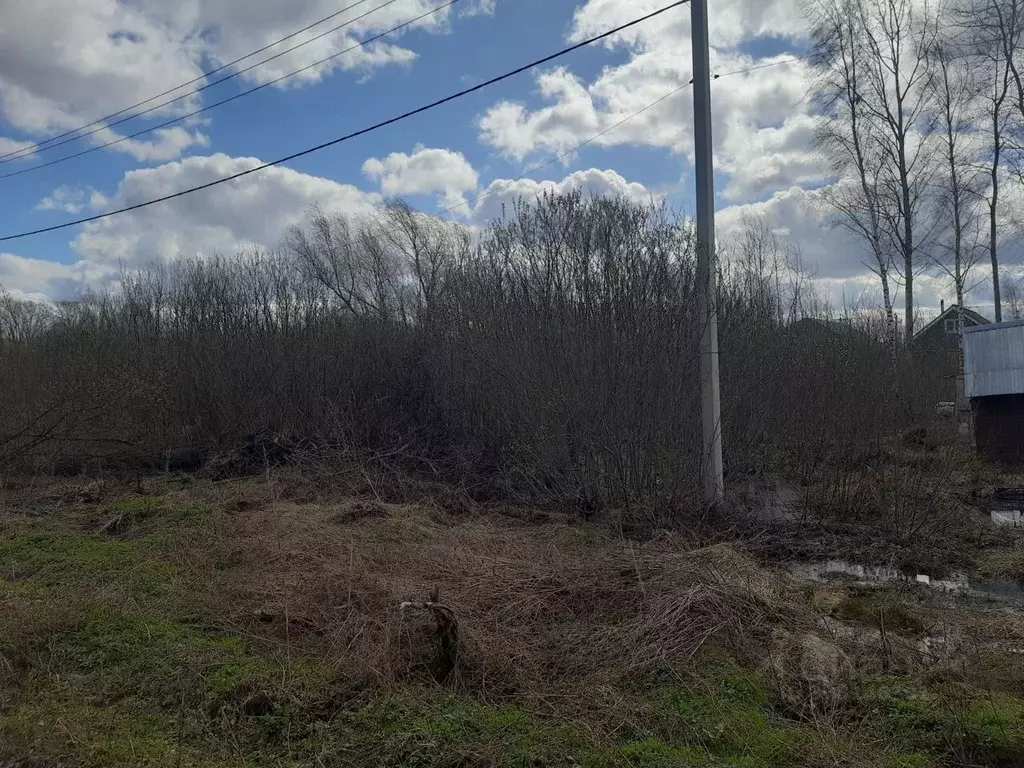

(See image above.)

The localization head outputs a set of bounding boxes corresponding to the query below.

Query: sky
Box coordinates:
[0,0,1017,315]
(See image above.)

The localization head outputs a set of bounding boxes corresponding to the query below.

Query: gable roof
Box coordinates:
[913,305,990,340]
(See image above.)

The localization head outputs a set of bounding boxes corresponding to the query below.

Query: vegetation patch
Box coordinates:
[858,676,1024,766]
[2,487,1024,767]
[977,546,1024,582]
[832,592,931,635]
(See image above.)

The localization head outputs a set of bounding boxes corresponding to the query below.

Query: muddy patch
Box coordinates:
[792,559,1024,607]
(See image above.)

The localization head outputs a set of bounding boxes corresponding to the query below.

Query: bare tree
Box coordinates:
[1005,274,1024,318]
[858,0,942,340]
[810,0,900,351]
[927,23,986,414]
[809,0,942,346]
[0,288,55,343]
[960,0,1024,322]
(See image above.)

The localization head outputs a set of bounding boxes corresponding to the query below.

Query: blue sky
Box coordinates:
[0,0,1009,315]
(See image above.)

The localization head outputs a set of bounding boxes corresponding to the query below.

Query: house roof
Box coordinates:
[912,305,990,340]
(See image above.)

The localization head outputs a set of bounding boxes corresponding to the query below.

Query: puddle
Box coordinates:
[990,489,1024,526]
[791,560,1024,607]
[991,510,1023,526]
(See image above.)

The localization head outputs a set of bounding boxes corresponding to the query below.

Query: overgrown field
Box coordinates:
[2,469,1023,767]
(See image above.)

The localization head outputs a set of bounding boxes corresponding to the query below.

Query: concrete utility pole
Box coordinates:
[691,0,724,507]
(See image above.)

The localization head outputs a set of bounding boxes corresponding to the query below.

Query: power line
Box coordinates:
[0,0,689,243]
[714,54,809,79]
[0,0,427,166]
[0,0,384,163]
[0,25,805,184]
[443,81,694,217]
[445,55,807,218]
[0,0,458,180]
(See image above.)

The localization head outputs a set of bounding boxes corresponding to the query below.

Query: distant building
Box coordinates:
[912,304,990,400]
[965,319,1024,465]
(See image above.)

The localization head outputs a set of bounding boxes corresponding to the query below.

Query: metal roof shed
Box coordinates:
[964,319,1024,465]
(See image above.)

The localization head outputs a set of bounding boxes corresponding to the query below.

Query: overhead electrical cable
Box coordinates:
[0,0,689,243]
[447,54,810,217]
[0,0,434,165]
[443,81,694,217]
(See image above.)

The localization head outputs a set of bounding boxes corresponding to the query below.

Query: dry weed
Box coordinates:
[209,497,812,705]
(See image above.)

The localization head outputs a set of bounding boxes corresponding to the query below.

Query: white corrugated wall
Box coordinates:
[964,320,1024,399]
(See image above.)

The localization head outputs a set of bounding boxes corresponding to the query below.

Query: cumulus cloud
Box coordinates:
[477,0,820,202]
[37,185,110,214]
[0,4,203,138]
[469,167,656,223]
[363,145,479,209]
[0,253,104,302]
[460,0,498,17]
[71,153,380,268]
[717,185,878,281]
[716,182,1024,318]
[197,0,455,87]
[89,125,211,162]
[0,136,35,158]
[567,0,804,50]
[0,0,463,165]
[4,153,383,299]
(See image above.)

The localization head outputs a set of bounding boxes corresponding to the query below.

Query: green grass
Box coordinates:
[832,592,930,635]
[977,547,1024,581]
[858,676,1024,765]
[2,492,1023,767]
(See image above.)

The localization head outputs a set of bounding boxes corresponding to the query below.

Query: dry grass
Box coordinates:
[205,480,809,707]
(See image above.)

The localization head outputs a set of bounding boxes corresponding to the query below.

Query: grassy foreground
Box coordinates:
[1,476,1023,767]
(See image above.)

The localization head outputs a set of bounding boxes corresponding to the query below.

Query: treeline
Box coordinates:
[809,0,1024,339]
[0,194,943,508]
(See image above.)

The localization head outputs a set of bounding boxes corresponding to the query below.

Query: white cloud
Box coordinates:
[718,114,823,201]
[198,0,454,87]
[460,0,498,17]
[0,136,34,158]
[717,184,875,280]
[363,145,479,209]
[478,68,605,161]
[71,153,380,268]
[0,253,103,302]
[0,0,464,165]
[477,0,819,202]
[37,185,110,214]
[90,125,211,162]
[0,4,203,138]
[37,186,90,214]
[469,167,656,223]
[567,0,804,50]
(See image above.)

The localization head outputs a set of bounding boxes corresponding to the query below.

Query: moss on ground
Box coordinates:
[832,592,931,635]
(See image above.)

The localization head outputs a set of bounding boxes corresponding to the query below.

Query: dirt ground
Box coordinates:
[1,468,1023,767]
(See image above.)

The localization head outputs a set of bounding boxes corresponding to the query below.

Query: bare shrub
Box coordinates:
[0,192,945,519]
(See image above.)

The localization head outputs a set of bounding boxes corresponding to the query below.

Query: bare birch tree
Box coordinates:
[927,24,985,414]
[809,0,900,351]
[809,0,941,345]
[858,0,941,340]
[960,0,1023,322]
[1004,275,1024,318]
